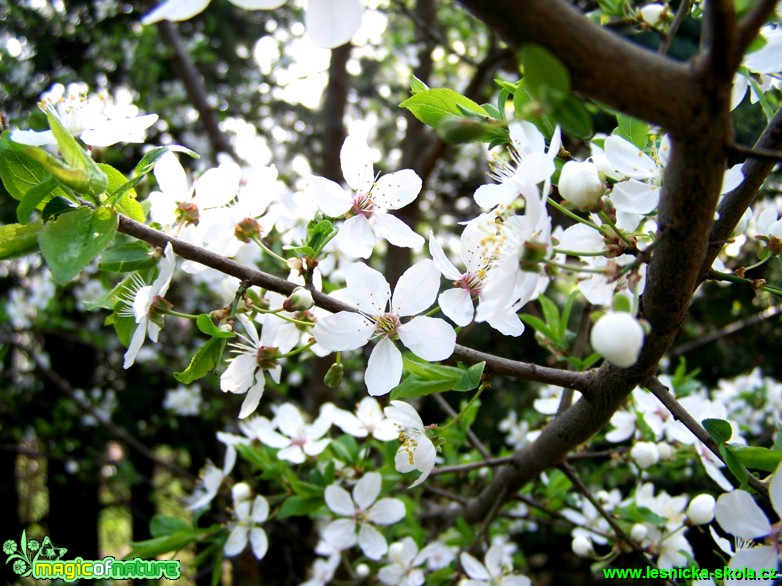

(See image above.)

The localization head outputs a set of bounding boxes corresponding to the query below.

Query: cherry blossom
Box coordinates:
[220,314,297,419]
[224,483,269,560]
[308,135,424,258]
[379,537,426,586]
[384,400,437,488]
[312,260,456,396]
[120,243,176,369]
[459,543,531,586]
[255,403,331,463]
[323,472,406,560]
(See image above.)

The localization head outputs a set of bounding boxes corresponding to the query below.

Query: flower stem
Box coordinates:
[547,197,602,231]
[439,383,486,432]
[251,235,289,268]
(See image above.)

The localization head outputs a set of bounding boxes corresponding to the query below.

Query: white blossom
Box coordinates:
[384,400,437,488]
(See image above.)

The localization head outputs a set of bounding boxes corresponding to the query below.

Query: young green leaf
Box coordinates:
[196,313,236,339]
[99,242,158,272]
[174,337,227,384]
[615,114,649,149]
[0,222,43,260]
[520,44,571,109]
[17,177,58,223]
[400,88,488,129]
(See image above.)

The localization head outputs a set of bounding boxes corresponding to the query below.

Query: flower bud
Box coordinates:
[234,217,262,243]
[323,362,344,388]
[355,564,370,578]
[656,441,673,460]
[630,523,648,542]
[231,482,252,502]
[686,494,716,525]
[558,161,604,209]
[639,3,667,27]
[631,441,659,469]
[590,312,645,368]
[571,535,594,558]
[283,287,315,312]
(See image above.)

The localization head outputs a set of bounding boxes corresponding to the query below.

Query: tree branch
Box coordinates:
[736,0,781,62]
[156,21,236,159]
[456,0,697,130]
[659,0,693,56]
[701,0,738,80]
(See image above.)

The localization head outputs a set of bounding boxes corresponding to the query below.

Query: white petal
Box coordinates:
[220,354,258,393]
[358,523,388,560]
[744,31,782,74]
[371,212,425,250]
[610,179,660,214]
[277,445,306,463]
[509,120,546,158]
[123,321,148,368]
[392,259,440,316]
[715,490,772,539]
[366,338,403,396]
[353,472,382,510]
[308,175,352,217]
[80,114,159,147]
[305,0,363,48]
[323,519,358,549]
[238,378,265,419]
[340,134,374,193]
[557,223,604,253]
[439,288,474,326]
[335,215,377,258]
[721,164,744,195]
[276,403,305,437]
[256,427,292,449]
[325,484,356,516]
[398,316,456,361]
[224,526,249,556]
[229,0,285,9]
[251,495,270,522]
[385,400,424,429]
[142,0,210,24]
[367,498,406,524]
[154,152,189,199]
[312,312,374,351]
[728,546,778,586]
[428,233,462,280]
[460,552,491,580]
[408,437,436,488]
[516,151,555,184]
[9,129,56,146]
[486,308,525,336]
[474,181,519,209]
[604,135,658,180]
[345,262,391,314]
[249,527,269,560]
[372,169,422,210]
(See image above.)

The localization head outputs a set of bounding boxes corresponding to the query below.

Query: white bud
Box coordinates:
[571,535,594,557]
[639,3,667,27]
[355,564,370,578]
[590,312,646,368]
[631,441,659,469]
[630,523,648,542]
[687,494,716,525]
[231,482,252,502]
[284,286,315,311]
[558,161,604,209]
[656,441,673,460]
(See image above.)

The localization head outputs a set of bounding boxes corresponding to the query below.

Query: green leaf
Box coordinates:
[400,88,488,129]
[774,425,782,452]
[127,533,197,559]
[390,358,484,399]
[519,313,557,343]
[391,374,458,399]
[17,177,58,223]
[0,222,43,260]
[615,114,649,149]
[726,445,782,472]
[409,76,430,95]
[512,80,558,138]
[703,418,733,443]
[554,95,593,139]
[99,242,157,272]
[196,313,236,339]
[42,196,79,221]
[520,44,571,108]
[99,163,145,222]
[173,337,226,383]
[328,434,359,463]
[38,205,118,284]
[559,290,579,340]
[150,515,192,537]
[43,104,108,198]
[0,132,65,201]
[720,443,749,488]
[538,296,561,339]
[134,144,199,177]
[277,496,324,519]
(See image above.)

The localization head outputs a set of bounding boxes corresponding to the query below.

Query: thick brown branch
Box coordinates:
[456,0,696,130]
[156,21,236,158]
[701,0,738,79]
[701,105,782,280]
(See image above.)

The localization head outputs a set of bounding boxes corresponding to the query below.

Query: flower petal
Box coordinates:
[367,497,406,525]
[358,523,388,560]
[323,519,358,549]
[353,471,382,509]
[335,215,377,258]
[249,527,269,560]
[428,233,462,280]
[438,287,474,326]
[221,354,259,393]
[460,552,490,580]
[604,135,658,179]
[312,312,374,351]
[224,526,249,557]
[340,134,374,193]
[398,316,455,361]
[229,0,286,9]
[142,0,211,24]
[305,0,363,49]
[715,490,772,539]
[610,179,660,215]
[308,175,353,217]
[325,484,356,516]
[366,337,403,396]
[392,259,440,316]
[371,212,425,250]
[238,378,265,419]
[345,262,391,314]
[372,169,422,210]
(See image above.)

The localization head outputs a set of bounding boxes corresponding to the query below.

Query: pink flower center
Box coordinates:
[454,272,482,295]
[374,313,401,338]
[351,193,376,218]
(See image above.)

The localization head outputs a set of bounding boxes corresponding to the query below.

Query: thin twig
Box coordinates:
[728,142,782,162]
[431,456,515,476]
[658,0,693,56]
[642,376,768,498]
[432,394,492,460]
